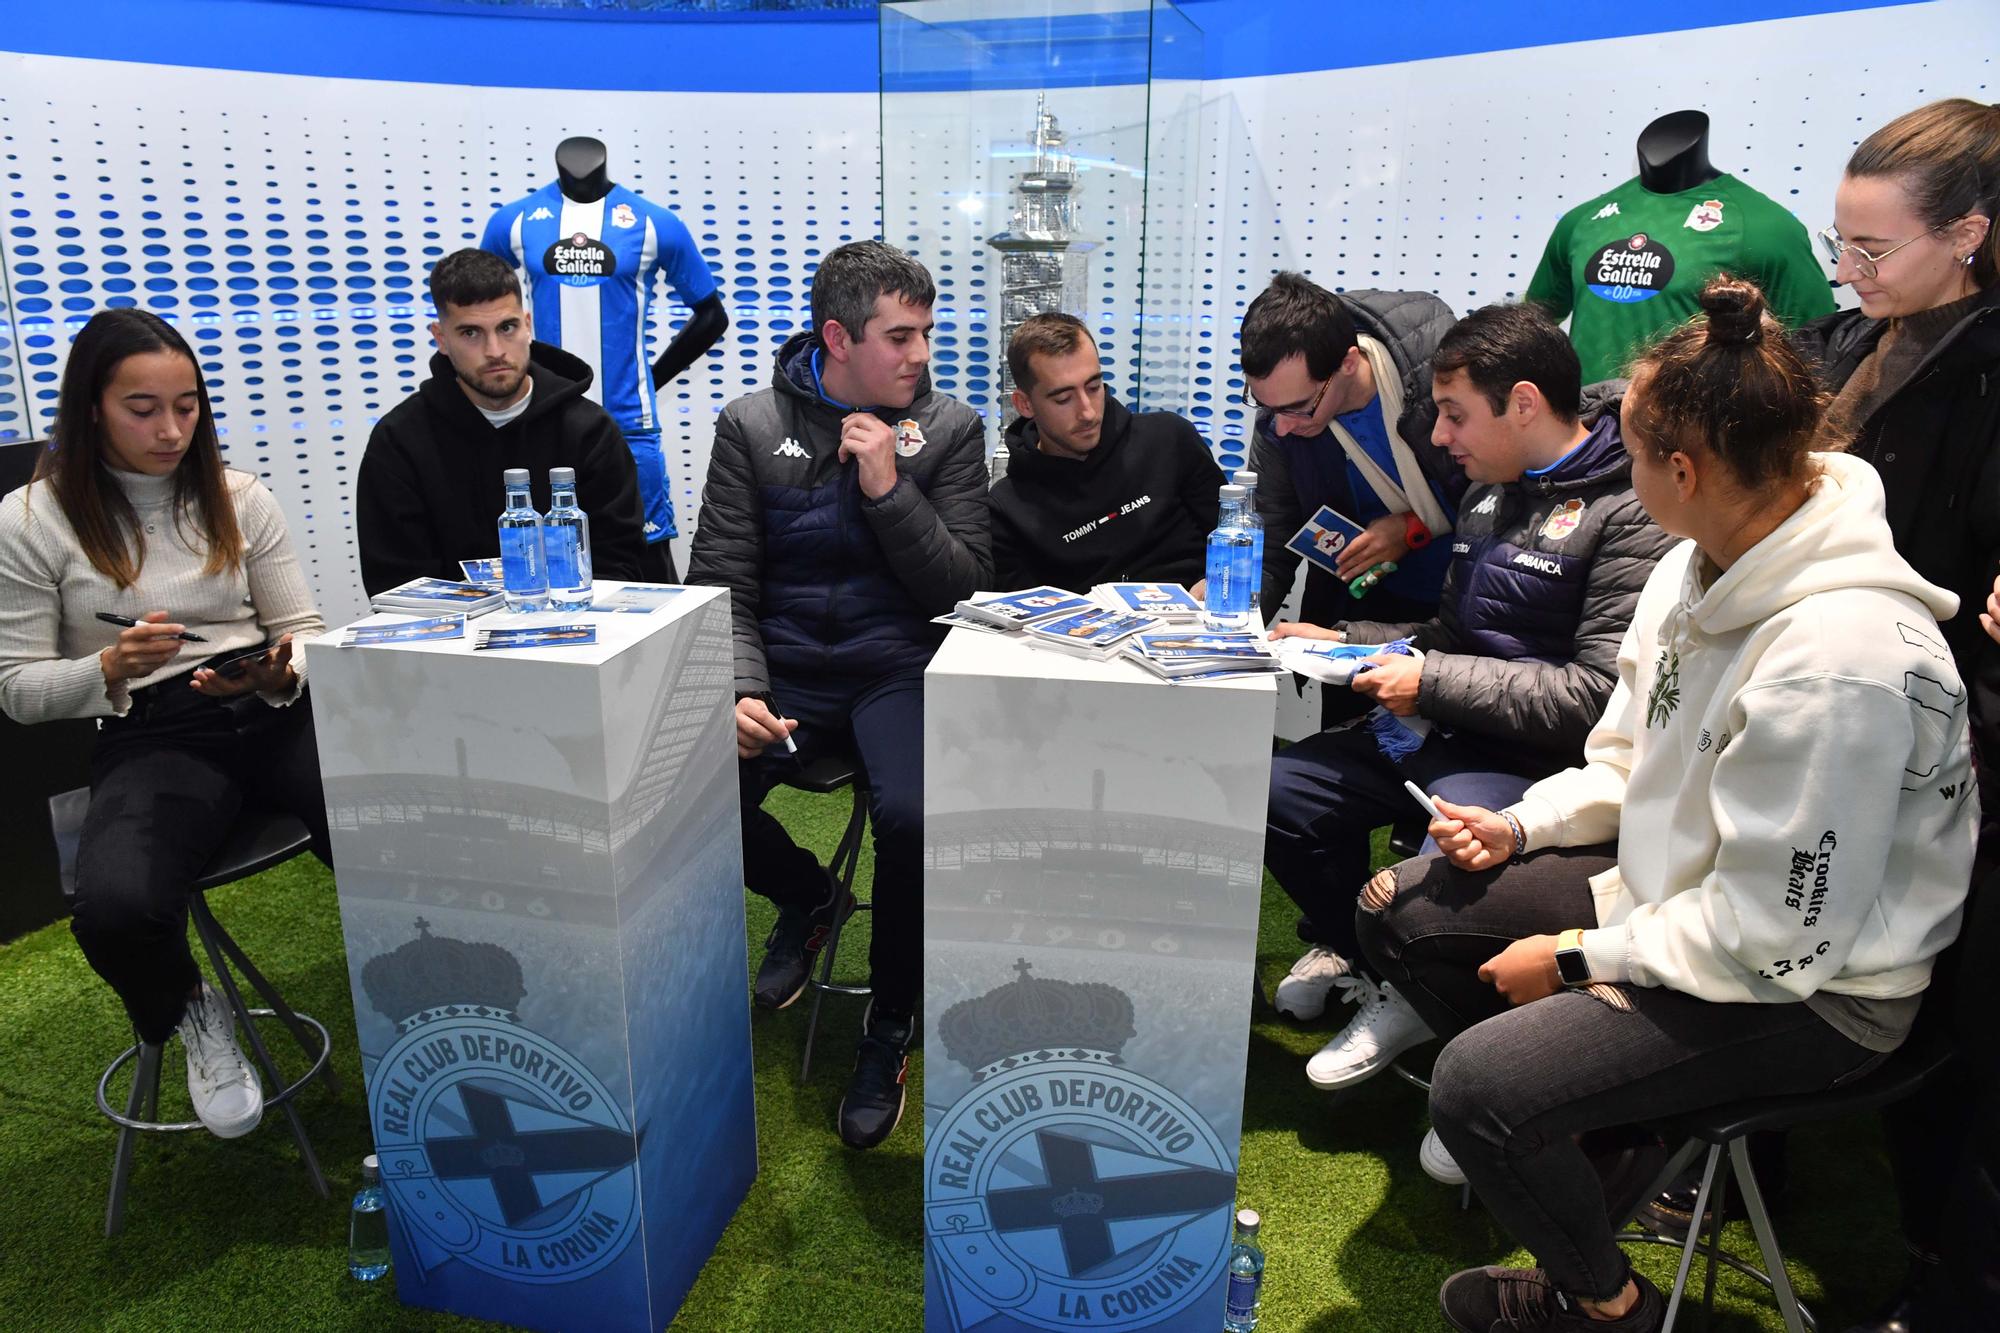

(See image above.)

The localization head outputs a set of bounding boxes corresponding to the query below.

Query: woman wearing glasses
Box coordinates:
[1795,96,2000,1333]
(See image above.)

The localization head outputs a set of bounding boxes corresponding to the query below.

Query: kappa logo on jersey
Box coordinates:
[544,232,617,288]
[1540,498,1586,543]
[527,206,554,222]
[610,203,636,229]
[894,419,927,458]
[362,921,640,1286]
[774,437,810,459]
[1586,232,1676,304]
[1591,201,1622,221]
[928,963,1237,1332]
[1683,199,1725,233]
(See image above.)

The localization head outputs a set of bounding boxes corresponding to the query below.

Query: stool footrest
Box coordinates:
[95,1009,334,1132]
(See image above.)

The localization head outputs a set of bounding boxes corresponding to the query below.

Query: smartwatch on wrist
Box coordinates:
[1555,928,1591,987]
[1403,513,1432,550]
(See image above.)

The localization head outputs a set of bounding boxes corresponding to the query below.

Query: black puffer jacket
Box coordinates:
[1792,286,2000,789]
[1247,289,1469,624]
[1341,389,1674,771]
[991,394,1224,592]
[686,331,990,694]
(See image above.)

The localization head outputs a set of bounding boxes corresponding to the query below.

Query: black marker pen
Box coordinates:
[95,612,208,643]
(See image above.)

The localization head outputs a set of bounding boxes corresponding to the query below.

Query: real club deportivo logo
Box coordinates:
[362,921,640,1285]
[543,232,617,288]
[611,203,637,229]
[1539,498,1586,543]
[1683,199,1725,233]
[1586,232,1676,304]
[928,962,1237,1332]
[895,419,928,457]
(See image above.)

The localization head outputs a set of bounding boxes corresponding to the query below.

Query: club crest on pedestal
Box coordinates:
[362,920,640,1285]
[927,961,1236,1331]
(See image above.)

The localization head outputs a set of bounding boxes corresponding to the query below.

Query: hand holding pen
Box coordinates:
[734,694,799,759]
[95,610,202,685]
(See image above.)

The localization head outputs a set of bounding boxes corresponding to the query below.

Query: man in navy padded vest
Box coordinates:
[687,240,989,1150]
[1261,304,1672,1094]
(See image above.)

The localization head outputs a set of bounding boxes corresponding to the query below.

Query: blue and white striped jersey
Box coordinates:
[480,182,717,435]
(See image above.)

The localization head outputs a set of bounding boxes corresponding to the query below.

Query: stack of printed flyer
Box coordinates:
[937,585,1282,682]
[939,587,1159,660]
[939,586,1096,633]
[369,577,506,617]
[1122,630,1283,683]
[1090,582,1204,623]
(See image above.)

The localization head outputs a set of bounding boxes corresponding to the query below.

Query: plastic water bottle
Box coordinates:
[544,466,593,612]
[1234,469,1266,619]
[1203,483,1255,630]
[348,1154,391,1281]
[497,467,548,612]
[1223,1208,1265,1332]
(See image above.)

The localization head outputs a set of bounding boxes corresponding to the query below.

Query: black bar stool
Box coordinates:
[778,754,872,1082]
[49,788,341,1237]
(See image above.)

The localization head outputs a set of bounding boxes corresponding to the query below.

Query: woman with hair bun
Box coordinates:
[1351,276,1977,1332]
[0,308,329,1142]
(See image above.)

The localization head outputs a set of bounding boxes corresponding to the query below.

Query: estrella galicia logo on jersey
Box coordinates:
[544,233,617,288]
[928,962,1236,1331]
[1586,232,1676,304]
[362,921,640,1285]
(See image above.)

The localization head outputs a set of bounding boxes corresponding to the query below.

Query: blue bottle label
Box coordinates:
[499,526,546,591]
[1206,533,1253,617]
[1225,1271,1260,1319]
[545,533,581,590]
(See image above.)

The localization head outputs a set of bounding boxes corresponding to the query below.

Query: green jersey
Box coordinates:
[1525,172,1835,382]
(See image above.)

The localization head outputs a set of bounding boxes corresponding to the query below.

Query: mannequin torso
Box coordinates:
[1636,111,1721,195]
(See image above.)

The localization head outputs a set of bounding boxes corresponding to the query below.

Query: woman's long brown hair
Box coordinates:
[30,308,242,589]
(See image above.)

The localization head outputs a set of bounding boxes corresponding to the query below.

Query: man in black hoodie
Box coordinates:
[356,248,651,596]
[990,313,1223,591]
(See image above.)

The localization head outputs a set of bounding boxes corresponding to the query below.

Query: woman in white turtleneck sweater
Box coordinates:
[0,309,328,1141]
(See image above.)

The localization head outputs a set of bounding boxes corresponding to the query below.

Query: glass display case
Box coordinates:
[880,0,1205,457]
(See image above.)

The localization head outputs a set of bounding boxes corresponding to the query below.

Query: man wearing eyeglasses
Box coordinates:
[1238,272,1468,636]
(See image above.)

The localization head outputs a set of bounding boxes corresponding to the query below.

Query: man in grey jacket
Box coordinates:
[1261,304,1672,1098]
[687,241,990,1149]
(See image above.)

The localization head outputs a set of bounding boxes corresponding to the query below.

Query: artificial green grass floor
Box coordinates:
[0,806,1900,1331]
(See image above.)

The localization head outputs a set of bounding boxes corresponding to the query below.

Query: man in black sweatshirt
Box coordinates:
[356,248,653,596]
[990,313,1223,591]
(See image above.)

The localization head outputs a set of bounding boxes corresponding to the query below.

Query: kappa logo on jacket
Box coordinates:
[773,438,810,459]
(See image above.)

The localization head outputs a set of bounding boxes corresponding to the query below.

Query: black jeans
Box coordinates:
[737,667,923,1015]
[1356,848,1885,1301]
[1265,724,1544,959]
[67,679,331,1044]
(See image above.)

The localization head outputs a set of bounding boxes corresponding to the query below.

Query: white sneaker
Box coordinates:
[1303,977,1436,1090]
[1272,945,1351,1021]
[177,983,263,1140]
[1420,1127,1466,1185]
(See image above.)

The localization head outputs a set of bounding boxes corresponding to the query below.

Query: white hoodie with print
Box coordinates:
[1508,452,1976,1005]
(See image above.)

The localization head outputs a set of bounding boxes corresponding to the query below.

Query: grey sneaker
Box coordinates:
[177,983,263,1139]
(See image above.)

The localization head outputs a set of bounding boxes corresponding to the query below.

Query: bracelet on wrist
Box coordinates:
[1500,810,1527,862]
